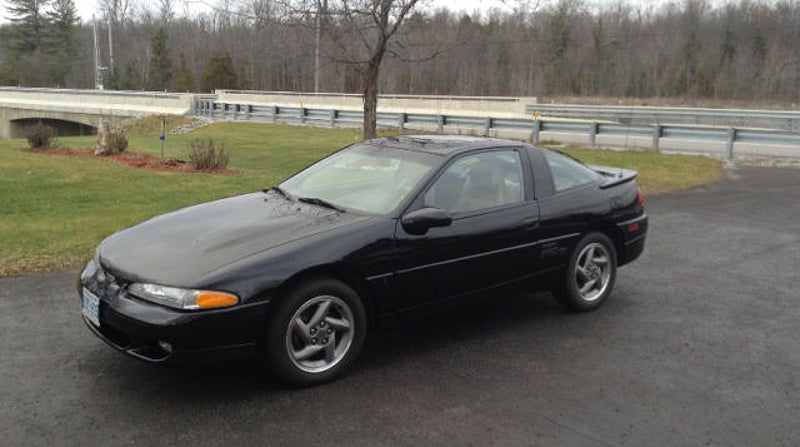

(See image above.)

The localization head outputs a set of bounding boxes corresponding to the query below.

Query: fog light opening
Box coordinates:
[157,341,173,353]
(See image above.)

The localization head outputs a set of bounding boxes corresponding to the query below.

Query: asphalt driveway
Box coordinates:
[1,165,798,446]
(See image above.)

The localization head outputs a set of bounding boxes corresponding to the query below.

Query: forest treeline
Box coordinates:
[1,0,799,103]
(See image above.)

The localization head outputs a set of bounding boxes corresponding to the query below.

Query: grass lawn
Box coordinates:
[552,145,726,195]
[0,121,724,276]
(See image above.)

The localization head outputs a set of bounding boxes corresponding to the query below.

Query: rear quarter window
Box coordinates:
[543,150,601,193]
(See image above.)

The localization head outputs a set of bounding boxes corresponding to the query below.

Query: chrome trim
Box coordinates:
[539,232,581,246]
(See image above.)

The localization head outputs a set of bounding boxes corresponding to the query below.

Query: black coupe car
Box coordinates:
[79,135,647,386]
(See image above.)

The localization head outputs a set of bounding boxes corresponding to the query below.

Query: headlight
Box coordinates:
[128,283,239,310]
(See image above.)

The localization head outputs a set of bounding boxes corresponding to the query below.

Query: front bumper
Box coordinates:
[78,261,268,363]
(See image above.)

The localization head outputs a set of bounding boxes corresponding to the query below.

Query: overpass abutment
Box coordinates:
[0,87,195,140]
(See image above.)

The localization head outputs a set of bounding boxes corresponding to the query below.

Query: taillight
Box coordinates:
[637,186,644,206]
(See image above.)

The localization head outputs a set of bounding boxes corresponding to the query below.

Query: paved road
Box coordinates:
[2,166,798,446]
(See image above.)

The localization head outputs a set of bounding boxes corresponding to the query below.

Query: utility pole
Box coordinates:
[314,9,320,93]
[107,17,115,80]
[93,16,105,90]
[314,0,327,93]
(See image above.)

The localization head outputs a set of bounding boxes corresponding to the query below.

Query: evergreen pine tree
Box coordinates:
[3,0,51,85]
[147,28,173,91]
[200,52,239,93]
[175,52,196,92]
[119,59,143,90]
[4,0,50,54]
[44,0,78,87]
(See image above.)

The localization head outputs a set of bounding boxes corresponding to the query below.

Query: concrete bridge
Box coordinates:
[0,87,538,139]
[0,87,195,139]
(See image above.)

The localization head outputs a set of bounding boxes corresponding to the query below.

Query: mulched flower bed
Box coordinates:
[24,148,236,174]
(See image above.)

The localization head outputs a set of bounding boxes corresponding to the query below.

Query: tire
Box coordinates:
[264,278,366,387]
[553,232,617,312]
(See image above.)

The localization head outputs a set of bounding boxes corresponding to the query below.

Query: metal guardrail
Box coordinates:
[217,90,523,102]
[525,104,800,132]
[194,99,800,158]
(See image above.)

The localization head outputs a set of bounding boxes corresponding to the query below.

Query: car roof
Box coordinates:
[369,135,523,156]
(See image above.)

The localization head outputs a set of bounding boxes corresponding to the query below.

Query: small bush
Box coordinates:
[106,131,129,154]
[26,122,56,149]
[188,138,229,170]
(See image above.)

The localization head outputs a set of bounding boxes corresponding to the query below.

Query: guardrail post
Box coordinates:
[437,115,445,134]
[234,104,240,120]
[727,127,736,159]
[484,118,492,137]
[589,122,598,148]
[399,113,406,130]
[300,107,306,124]
[245,105,251,121]
[271,106,278,122]
[533,119,541,144]
[652,124,662,151]
[329,110,337,127]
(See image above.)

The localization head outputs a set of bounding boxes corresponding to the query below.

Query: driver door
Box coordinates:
[391,149,541,311]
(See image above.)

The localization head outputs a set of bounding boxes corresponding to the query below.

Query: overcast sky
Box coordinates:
[0,0,521,23]
[0,0,685,24]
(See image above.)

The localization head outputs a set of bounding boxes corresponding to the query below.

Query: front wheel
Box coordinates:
[264,278,366,387]
[554,232,617,312]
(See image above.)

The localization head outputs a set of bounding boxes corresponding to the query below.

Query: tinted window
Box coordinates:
[424,150,524,213]
[543,150,600,192]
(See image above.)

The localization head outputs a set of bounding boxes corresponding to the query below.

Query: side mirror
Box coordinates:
[401,207,452,235]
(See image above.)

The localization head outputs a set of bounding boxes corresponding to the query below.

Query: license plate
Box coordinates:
[82,288,101,327]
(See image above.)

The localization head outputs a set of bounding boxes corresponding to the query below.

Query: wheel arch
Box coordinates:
[593,223,624,265]
[269,264,379,331]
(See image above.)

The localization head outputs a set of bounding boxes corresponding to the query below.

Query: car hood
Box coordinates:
[99,190,371,286]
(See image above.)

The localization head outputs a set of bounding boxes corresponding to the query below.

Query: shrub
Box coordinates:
[106,131,129,154]
[26,122,56,150]
[188,138,229,170]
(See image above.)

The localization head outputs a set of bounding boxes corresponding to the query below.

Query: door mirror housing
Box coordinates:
[401,207,453,235]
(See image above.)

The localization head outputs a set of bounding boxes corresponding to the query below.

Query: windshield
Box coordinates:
[280,142,439,215]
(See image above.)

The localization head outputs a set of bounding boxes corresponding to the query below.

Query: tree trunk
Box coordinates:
[362,62,380,140]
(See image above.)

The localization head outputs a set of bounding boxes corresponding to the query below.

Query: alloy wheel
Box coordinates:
[574,242,612,302]
[285,295,355,373]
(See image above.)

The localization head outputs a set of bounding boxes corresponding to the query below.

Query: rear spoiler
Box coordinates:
[589,164,638,189]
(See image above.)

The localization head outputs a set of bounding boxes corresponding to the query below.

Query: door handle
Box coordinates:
[523,217,539,229]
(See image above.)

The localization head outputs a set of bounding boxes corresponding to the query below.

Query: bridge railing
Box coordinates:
[194,99,800,159]
[0,86,188,100]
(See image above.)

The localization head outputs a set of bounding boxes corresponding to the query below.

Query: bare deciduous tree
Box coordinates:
[313,0,423,139]
[97,0,131,26]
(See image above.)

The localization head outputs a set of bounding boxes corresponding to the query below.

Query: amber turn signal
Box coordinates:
[196,291,239,309]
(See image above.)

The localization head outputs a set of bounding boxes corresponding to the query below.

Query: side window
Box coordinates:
[542,150,600,193]
[424,150,524,214]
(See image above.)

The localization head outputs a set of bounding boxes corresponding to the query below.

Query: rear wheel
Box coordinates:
[554,232,617,312]
[265,278,366,386]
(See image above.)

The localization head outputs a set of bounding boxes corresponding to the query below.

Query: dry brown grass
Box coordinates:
[0,254,89,277]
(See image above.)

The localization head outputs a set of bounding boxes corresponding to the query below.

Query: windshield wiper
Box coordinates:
[270,186,292,200]
[297,197,346,212]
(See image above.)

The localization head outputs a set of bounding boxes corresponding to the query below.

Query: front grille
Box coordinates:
[91,264,129,302]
